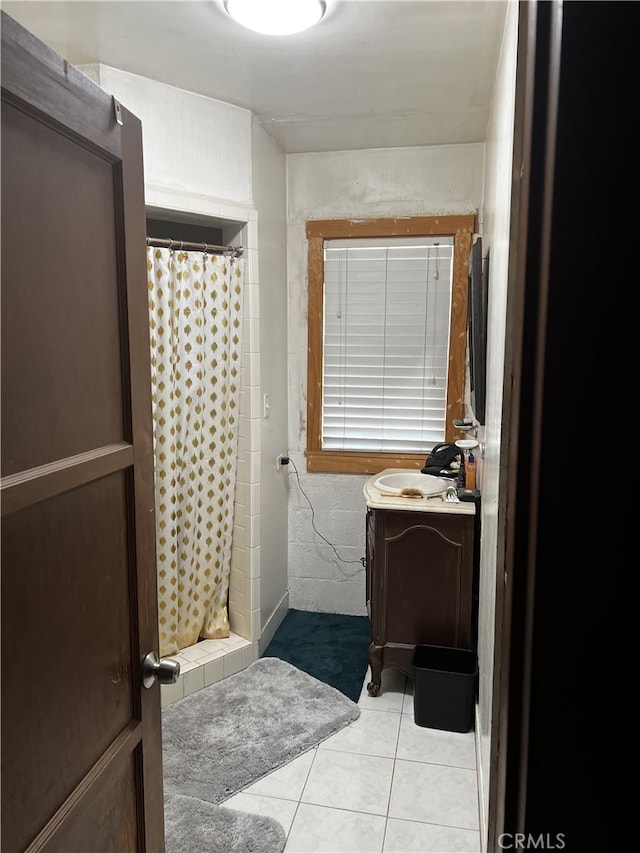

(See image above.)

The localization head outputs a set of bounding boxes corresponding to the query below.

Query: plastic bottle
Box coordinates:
[465,451,476,489]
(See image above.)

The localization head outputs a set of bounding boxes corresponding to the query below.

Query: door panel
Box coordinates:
[1,475,134,846]
[46,758,139,853]
[1,11,164,852]
[1,99,125,476]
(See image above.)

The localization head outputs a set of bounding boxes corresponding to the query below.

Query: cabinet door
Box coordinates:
[379,511,473,649]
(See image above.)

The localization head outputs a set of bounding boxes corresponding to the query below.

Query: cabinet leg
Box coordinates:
[367,644,383,696]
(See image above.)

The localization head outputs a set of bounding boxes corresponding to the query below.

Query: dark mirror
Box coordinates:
[468,237,487,424]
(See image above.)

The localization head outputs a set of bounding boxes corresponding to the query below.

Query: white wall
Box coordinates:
[250,119,290,648]
[475,2,519,844]
[84,64,252,206]
[286,145,484,613]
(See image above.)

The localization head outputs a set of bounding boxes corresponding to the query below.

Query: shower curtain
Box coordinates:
[147,246,244,656]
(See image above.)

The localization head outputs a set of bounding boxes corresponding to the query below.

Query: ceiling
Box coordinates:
[2,0,508,154]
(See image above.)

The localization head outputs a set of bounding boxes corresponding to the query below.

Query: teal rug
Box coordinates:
[262,609,370,702]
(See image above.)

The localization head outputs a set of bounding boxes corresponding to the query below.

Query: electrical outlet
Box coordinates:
[276,454,289,471]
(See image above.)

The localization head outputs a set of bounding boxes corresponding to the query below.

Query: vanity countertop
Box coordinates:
[363,468,475,515]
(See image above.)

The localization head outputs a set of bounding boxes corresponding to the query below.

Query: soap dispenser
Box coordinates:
[455,439,478,490]
[465,450,476,489]
[456,452,466,488]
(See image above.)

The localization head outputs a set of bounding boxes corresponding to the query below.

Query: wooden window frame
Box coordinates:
[306,214,476,474]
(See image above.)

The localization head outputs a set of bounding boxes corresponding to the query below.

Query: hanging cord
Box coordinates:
[287,456,366,569]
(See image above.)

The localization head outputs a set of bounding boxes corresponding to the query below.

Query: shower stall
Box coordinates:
[146,211,264,704]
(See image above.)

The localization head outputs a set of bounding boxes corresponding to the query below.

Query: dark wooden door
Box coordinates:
[1,12,165,852]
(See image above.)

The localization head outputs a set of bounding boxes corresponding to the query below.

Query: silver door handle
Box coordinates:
[142,651,181,688]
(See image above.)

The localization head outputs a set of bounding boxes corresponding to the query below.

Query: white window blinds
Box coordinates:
[322,236,454,453]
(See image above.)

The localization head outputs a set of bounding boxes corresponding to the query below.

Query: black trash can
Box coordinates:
[412,645,477,733]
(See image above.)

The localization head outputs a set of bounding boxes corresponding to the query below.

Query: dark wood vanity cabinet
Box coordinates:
[365,506,475,695]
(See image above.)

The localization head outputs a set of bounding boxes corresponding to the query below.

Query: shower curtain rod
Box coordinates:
[146,236,244,257]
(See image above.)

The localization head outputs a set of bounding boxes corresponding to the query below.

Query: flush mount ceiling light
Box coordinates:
[224,0,326,35]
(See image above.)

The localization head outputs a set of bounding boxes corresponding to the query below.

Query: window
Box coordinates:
[323,236,454,453]
[306,215,476,474]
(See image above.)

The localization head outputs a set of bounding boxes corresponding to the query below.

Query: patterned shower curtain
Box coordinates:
[147,246,244,656]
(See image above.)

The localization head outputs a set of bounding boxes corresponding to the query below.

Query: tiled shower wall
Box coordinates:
[226,213,261,648]
[157,208,262,709]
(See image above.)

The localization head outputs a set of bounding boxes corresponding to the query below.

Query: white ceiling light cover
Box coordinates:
[224,0,326,36]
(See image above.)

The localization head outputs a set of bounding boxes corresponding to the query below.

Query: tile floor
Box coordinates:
[223,665,482,853]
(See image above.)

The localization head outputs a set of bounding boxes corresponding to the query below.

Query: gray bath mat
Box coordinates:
[164,793,286,853]
[162,656,361,805]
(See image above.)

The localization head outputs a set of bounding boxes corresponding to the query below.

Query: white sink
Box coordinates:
[373,471,449,497]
